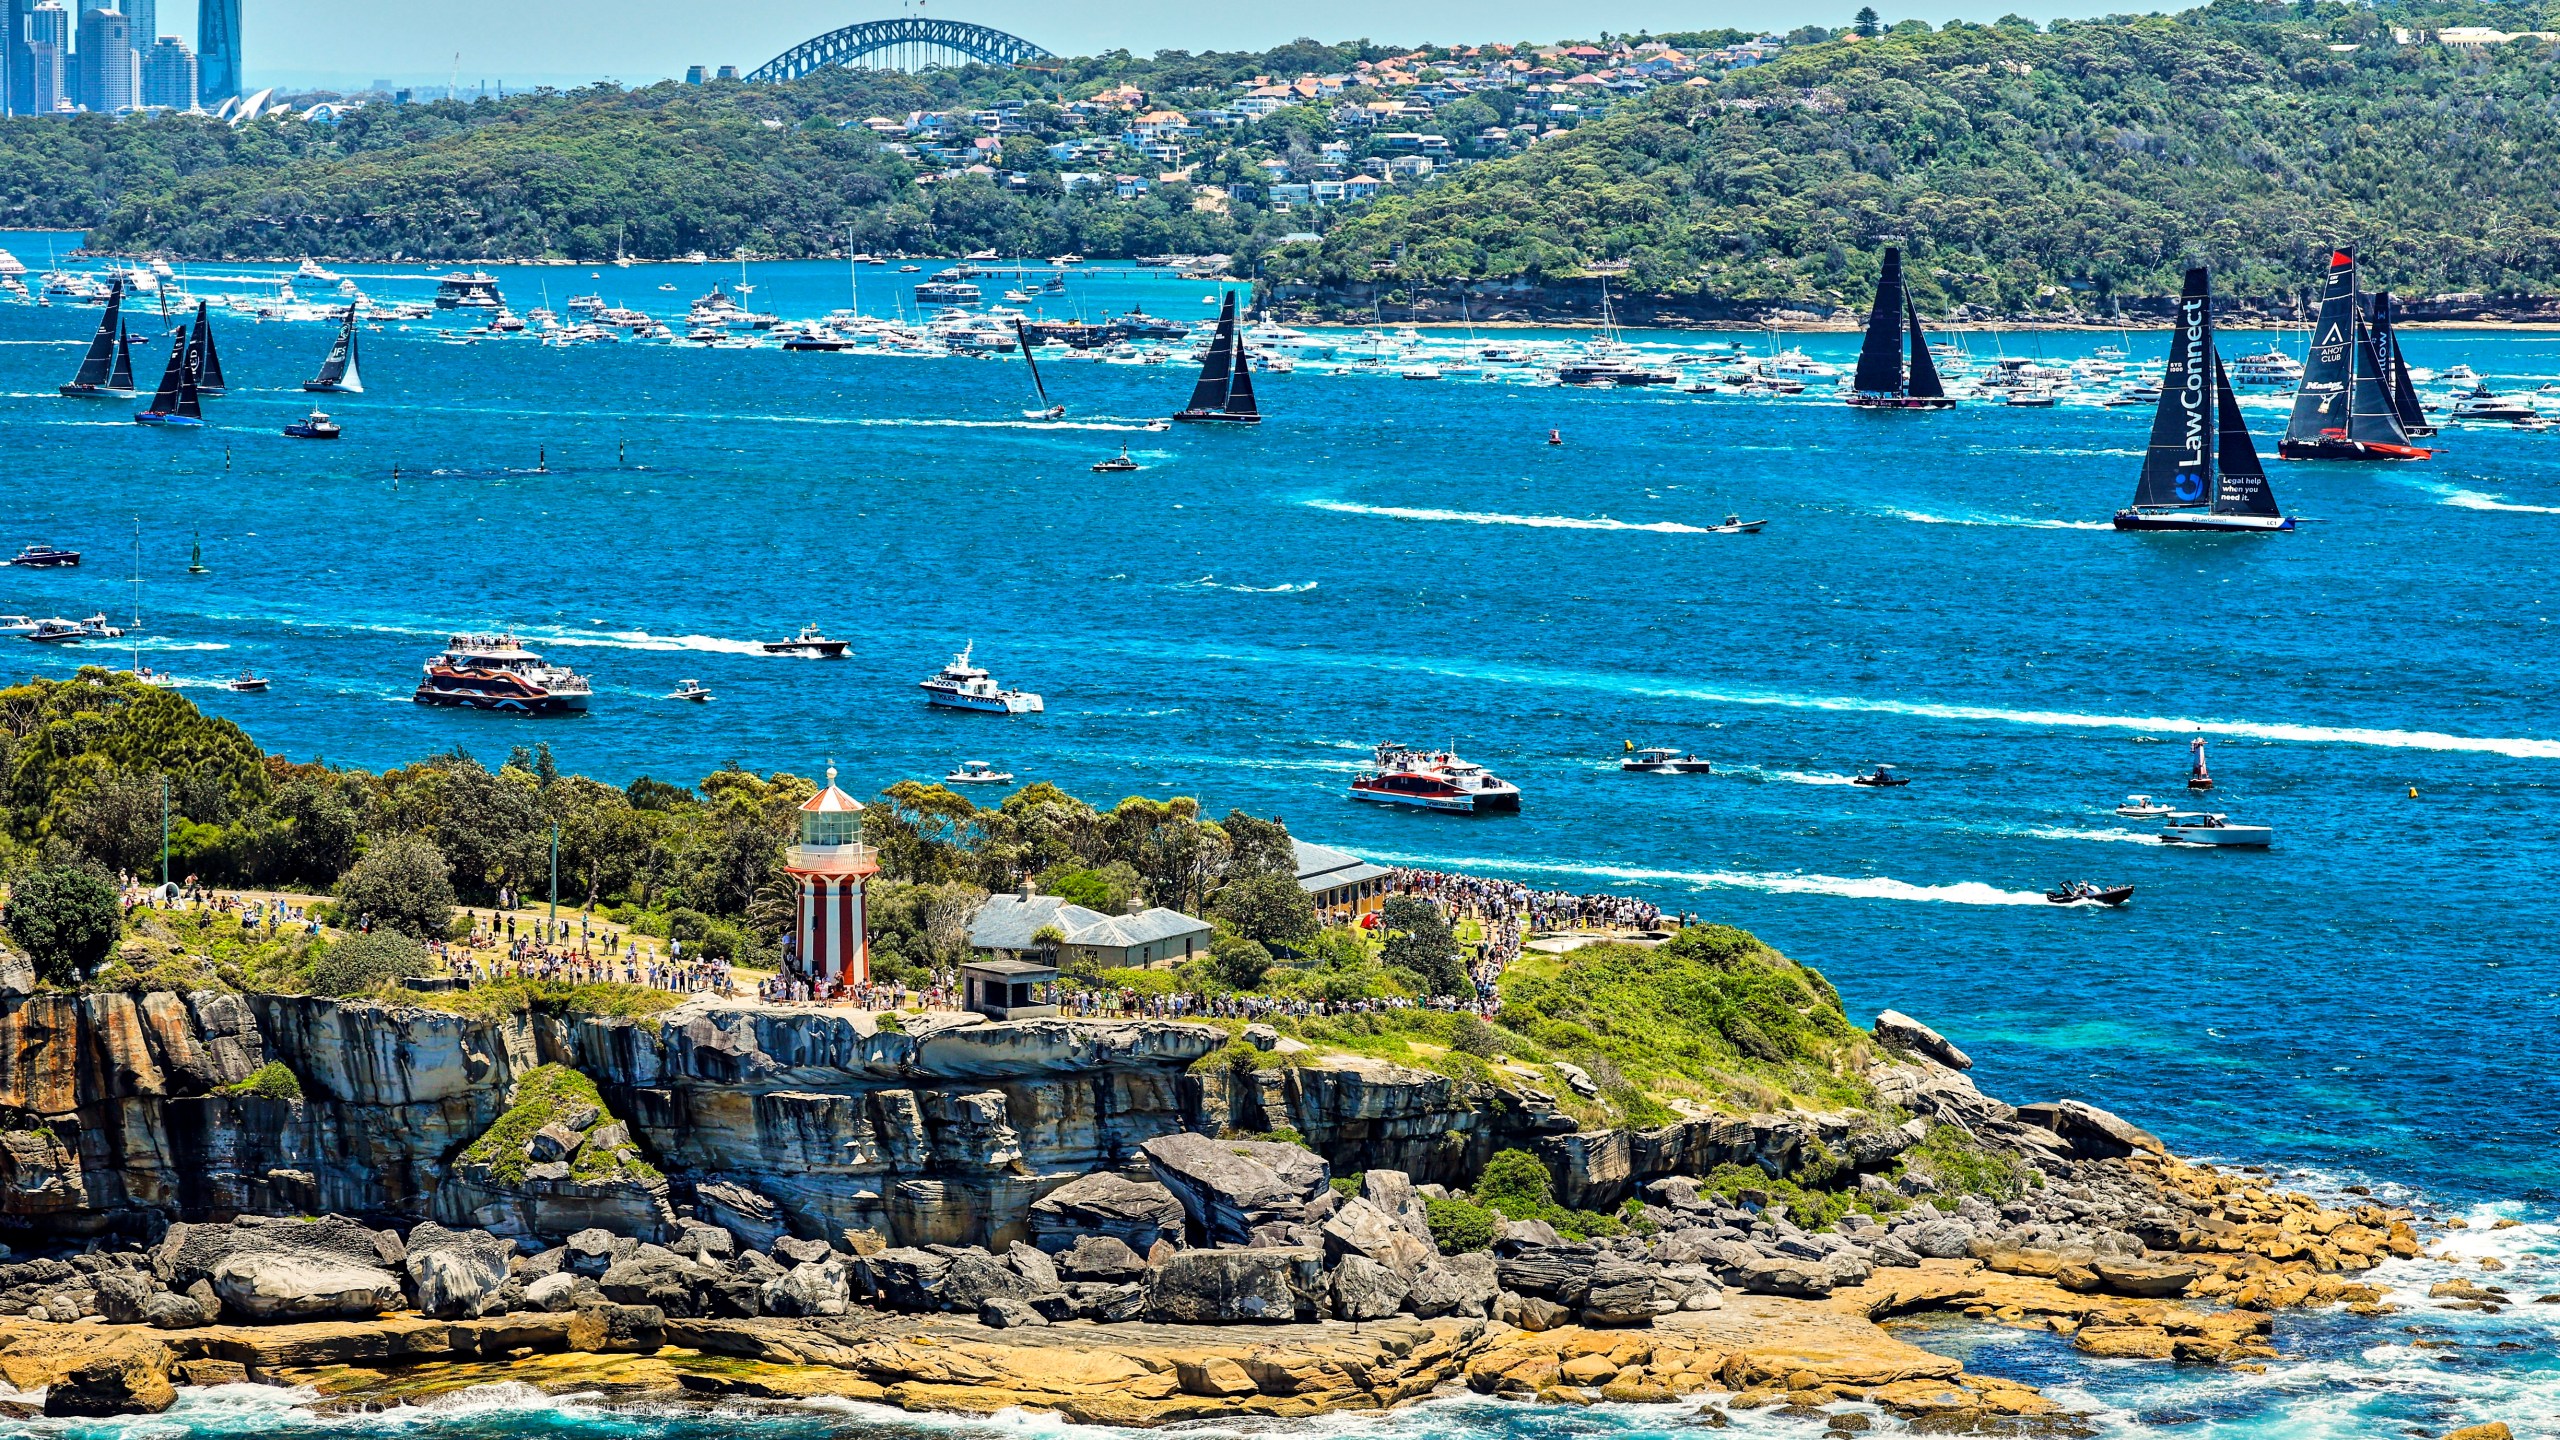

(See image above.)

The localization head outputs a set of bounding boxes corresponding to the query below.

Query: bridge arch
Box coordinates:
[748,18,1053,81]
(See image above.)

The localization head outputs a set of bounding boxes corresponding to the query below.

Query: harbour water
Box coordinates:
[0,234,2553,1437]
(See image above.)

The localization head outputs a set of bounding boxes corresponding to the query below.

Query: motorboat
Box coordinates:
[2003,387,2061,408]
[1621,747,1712,774]
[1706,514,1766,534]
[283,411,341,440]
[2227,349,2303,388]
[943,760,1015,785]
[665,678,714,702]
[0,616,34,635]
[6,543,81,568]
[761,623,850,658]
[1350,742,1521,813]
[2113,794,2174,819]
[226,669,270,693]
[2046,882,2134,906]
[2160,812,2271,847]
[413,634,592,715]
[2449,384,2537,422]
[920,643,1042,714]
[25,618,88,644]
[1092,446,1140,473]
[1851,766,1910,787]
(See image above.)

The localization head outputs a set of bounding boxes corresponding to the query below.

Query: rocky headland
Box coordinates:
[0,988,2455,1429]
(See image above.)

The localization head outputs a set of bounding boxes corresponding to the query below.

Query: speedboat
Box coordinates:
[1622,747,1712,774]
[2113,794,2174,819]
[665,678,713,702]
[1092,446,1140,473]
[1851,766,1910,787]
[2046,881,2134,907]
[6,543,81,568]
[226,669,270,693]
[1351,742,1521,813]
[761,623,849,658]
[943,759,1015,785]
[920,643,1042,714]
[2004,388,2061,408]
[26,618,87,644]
[1706,514,1766,534]
[283,411,341,439]
[2160,812,2272,847]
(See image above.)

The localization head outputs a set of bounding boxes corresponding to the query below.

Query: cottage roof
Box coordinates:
[970,893,1211,952]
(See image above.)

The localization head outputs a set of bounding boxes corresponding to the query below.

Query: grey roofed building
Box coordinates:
[969,887,1211,968]
[1293,837,1393,914]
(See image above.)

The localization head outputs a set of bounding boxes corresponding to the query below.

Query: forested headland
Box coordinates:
[8,3,2560,313]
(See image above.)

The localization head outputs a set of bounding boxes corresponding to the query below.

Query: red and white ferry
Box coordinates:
[1349,742,1521,813]
[413,634,592,715]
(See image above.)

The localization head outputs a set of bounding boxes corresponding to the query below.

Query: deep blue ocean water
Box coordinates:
[0,233,2551,1437]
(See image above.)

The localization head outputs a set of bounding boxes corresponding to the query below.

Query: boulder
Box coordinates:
[93,1271,154,1325]
[1029,1172,1188,1253]
[2014,1100,2164,1160]
[943,1252,1042,1312]
[1321,1196,1435,1277]
[1143,1246,1324,1324]
[2062,1258,2201,1299]
[526,1272,580,1312]
[762,1258,850,1318]
[527,1123,587,1164]
[142,1292,212,1329]
[1905,1217,1976,1260]
[566,1301,664,1354]
[1358,1169,1436,1241]
[211,1252,403,1321]
[695,1180,788,1252]
[1496,1243,1600,1306]
[1071,1281,1147,1323]
[980,1296,1048,1329]
[1872,1010,1972,1070]
[405,1222,516,1320]
[771,1234,834,1267]
[668,1219,736,1264]
[1497,1218,1564,1249]
[1005,1241,1061,1290]
[1330,1254,1410,1321]
[1494,1291,1571,1332]
[1141,1133,1331,1247]
[600,1247,703,1317]
[564,1228,619,1277]
[855,1248,950,1312]
[1058,1234,1146,1282]
[0,943,35,1000]
[156,1214,403,1289]
[1732,1255,1834,1299]
[42,1337,175,1417]
[1582,1259,1668,1326]
[1405,1251,1498,1319]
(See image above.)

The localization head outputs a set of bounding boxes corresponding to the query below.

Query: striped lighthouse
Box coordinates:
[785,766,880,993]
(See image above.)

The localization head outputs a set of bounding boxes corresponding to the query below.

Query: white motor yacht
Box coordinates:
[1621,748,1712,774]
[943,760,1015,785]
[2160,812,2272,847]
[920,643,1043,714]
[2450,385,2538,422]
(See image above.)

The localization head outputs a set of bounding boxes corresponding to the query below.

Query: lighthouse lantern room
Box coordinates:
[785,766,880,993]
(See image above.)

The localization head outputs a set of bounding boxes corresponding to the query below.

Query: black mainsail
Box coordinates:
[1848,246,1954,407]
[304,304,364,393]
[2368,291,2432,437]
[1014,320,1059,418]
[2280,249,2425,460]
[107,327,136,393]
[2114,265,2289,532]
[60,277,126,395]
[189,301,226,396]
[136,329,203,424]
[1172,291,1259,423]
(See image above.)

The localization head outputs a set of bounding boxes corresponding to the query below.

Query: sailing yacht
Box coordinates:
[1846,246,1955,409]
[2112,267,2292,533]
[134,329,205,427]
[59,277,136,397]
[2365,290,2435,438]
[303,303,364,393]
[188,302,226,396]
[1014,321,1064,418]
[2278,249,2431,461]
[1172,292,1261,424]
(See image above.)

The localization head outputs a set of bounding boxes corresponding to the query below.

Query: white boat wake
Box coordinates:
[1366,851,2050,907]
[1303,501,1727,534]
[2011,825,2167,846]
[1887,508,2114,531]
[2428,485,2560,515]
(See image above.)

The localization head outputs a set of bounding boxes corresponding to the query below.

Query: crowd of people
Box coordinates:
[449,909,738,997]
[1383,867,1668,992]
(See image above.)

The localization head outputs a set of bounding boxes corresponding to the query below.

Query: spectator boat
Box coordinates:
[1350,742,1521,813]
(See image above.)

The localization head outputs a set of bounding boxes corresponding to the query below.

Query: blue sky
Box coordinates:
[154,1,2133,89]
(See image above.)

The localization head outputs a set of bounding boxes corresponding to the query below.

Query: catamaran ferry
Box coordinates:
[434,272,504,310]
[413,634,591,714]
[1350,743,1522,813]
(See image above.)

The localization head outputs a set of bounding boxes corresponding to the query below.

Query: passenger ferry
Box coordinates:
[434,271,504,310]
[915,279,984,305]
[919,643,1042,714]
[1349,742,1522,813]
[413,634,591,714]
[2227,348,2303,388]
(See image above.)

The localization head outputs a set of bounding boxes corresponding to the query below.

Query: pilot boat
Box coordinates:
[283,411,341,440]
[2159,812,2272,848]
[1092,446,1140,473]
[943,760,1015,785]
[1350,742,1521,813]
[761,623,850,658]
[919,643,1043,714]
[1621,747,1712,774]
[413,633,592,715]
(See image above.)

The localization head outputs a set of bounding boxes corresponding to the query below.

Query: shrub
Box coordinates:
[1451,1014,1500,1056]
[1426,1196,1497,1254]
[457,1063,658,1186]
[306,930,428,997]
[1208,932,1272,990]
[4,861,122,984]
[1473,1148,1555,1216]
[221,1061,303,1100]
[336,833,457,939]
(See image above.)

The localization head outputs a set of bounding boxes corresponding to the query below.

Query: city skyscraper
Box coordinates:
[28,36,63,112]
[195,0,236,104]
[121,0,146,59]
[73,3,129,110]
[139,29,189,108]
[5,0,35,115]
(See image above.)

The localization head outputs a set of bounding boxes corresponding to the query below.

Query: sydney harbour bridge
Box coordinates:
[748,17,1054,81]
